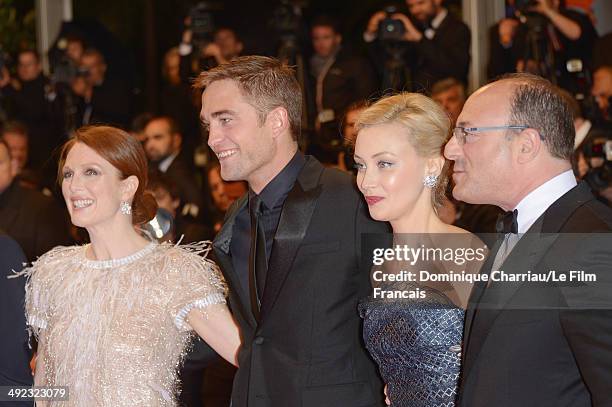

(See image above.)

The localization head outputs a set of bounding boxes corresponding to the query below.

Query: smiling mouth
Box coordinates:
[216,149,237,159]
[73,199,94,209]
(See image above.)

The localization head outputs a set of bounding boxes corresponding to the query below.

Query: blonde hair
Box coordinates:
[355,92,451,208]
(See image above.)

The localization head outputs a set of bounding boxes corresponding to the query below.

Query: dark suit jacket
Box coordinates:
[162,154,205,218]
[0,181,71,262]
[460,182,612,407]
[213,156,387,407]
[0,232,33,407]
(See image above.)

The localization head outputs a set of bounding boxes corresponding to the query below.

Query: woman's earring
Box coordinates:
[423,174,438,188]
[120,201,132,215]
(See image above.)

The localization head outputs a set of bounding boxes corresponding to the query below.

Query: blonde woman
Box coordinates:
[355,93,483,406]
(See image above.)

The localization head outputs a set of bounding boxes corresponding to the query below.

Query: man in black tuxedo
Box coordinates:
[0,232,32,407]
[445,73,612,406]
[198,56,387,406]
[0,140,71,262]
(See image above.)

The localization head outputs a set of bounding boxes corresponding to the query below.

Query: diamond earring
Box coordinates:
[423,174,438,188]
[120,201,132,215]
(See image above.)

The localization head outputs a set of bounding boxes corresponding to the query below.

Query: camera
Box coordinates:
[189,2,216,44]
[582,135,612,193]
[514,0,538,13]
[378,6,406,42]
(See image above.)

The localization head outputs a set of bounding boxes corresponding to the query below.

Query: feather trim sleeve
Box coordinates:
[164,241,228,332]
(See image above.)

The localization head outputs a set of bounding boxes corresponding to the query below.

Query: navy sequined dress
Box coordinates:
[359,286,464,407]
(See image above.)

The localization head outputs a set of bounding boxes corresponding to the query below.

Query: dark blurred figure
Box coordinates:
[337,100,368,173]
[487,17,520,79]
[0,232,32,407]
[307,15,376,160]
[431,77,466,126]
[0,140,71,262]
[179,24,244,78]
[592,66,612,121]
[147,173,213,243]
[160,47,201,159]
[364,0,470,91]
[205,159,247,233]
[143,116,204,220]
[593,32,612,70]
[512,0,597,91]
[129,112,154,145]
[0,121,45,191]
[0,50,64,172]
[558,88,596,178]
[73,48,133,128]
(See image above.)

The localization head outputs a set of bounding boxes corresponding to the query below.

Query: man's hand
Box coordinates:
[529,0,554,16]
[392,13,423,42]
[0,66,11,87]
[366,11,387,36]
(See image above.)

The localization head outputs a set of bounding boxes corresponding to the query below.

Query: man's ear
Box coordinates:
[516,128,541,164]
[266,107,290,138]
[121,175,140,202]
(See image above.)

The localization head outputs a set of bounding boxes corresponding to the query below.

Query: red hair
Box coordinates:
[58,125,157,225]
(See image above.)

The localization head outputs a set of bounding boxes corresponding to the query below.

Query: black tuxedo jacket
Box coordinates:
[213,157,387,407]
[0,181,71,262]
[460,182,612,407]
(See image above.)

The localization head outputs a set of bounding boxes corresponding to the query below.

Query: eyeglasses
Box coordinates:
[452,125,529,145]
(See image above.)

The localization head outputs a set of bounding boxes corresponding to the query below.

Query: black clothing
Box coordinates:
[214,156,389,406]
[0,180,71,262]
[460,182,612,406]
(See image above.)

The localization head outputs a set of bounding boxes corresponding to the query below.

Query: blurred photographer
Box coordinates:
[0,50,64,172]
[364,0,470,91]
[72,48,133,129]
[308,15,376,158]
[592,66,612,121]
[512,0,597,91]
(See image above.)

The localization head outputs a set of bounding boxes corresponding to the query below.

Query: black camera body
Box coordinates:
[515,0,539,13]
[378,6,406,42]
[189,2,216,44]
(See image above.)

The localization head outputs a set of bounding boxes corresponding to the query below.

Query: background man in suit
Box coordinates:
[0,232,32,407]
[444,73,612,406]
[197,56,387,407]
[0,140,71,262]
[143,115,204,219]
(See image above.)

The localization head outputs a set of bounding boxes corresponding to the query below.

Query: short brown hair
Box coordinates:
[500,73,574,160]
[195,56,302,141]
[431,77,466,100]
[58,125,158,225]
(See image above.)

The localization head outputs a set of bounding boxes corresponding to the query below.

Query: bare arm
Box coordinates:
[187,304,241,366]
[532,0,581,40]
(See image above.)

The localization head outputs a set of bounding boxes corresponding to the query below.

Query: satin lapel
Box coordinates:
[212,195,256,327]
[462,236,502,363]
[463,218,558,379]
[259,157,324,321]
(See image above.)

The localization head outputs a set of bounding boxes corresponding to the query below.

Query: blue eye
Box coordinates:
[377,161,393,168]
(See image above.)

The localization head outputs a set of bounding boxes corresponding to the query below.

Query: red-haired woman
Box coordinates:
[24,126,240,406]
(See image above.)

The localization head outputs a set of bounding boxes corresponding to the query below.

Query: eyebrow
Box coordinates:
[456,121,472,127]
[354,151,398,159]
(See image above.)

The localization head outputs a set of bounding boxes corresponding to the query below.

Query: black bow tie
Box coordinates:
[496,209,519,234]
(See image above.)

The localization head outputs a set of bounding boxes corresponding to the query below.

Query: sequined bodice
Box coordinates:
[359,289,464,407]
[25,242,226,406]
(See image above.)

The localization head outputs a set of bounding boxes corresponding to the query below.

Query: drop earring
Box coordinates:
[423,174,438,188]
[120,201,132,215]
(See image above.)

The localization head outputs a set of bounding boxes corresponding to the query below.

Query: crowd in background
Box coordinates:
[1,0,612,405]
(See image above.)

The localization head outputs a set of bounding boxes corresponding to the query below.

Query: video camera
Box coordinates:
[189,2,216,45]
[377,6,406,42]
